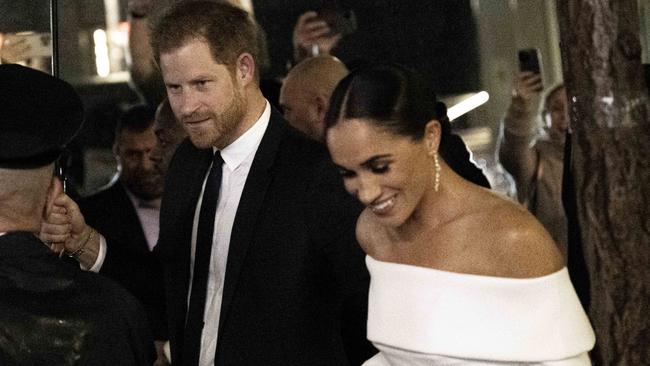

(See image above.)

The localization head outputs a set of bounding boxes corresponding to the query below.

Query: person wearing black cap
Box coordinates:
[0,64,154,365]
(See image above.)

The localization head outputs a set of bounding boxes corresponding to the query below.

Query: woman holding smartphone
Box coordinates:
[325,64,595,365]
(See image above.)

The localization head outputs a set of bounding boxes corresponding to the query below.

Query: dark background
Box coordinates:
[255,0,480,94]
[1,0,481,191]
[1,0,480,95]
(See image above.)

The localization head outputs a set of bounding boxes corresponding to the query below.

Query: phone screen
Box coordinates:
[318,6,357,37]
[518,48,541,74]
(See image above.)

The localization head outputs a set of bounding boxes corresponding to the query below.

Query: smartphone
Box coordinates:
[518,48,542,75]
[317,6,357,37]
[4,32,52,58]
[54,150,71,193]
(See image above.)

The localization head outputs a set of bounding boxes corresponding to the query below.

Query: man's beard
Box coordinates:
[186,89,247,149]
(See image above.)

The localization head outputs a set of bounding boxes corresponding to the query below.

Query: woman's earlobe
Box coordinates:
[424,119,441,154]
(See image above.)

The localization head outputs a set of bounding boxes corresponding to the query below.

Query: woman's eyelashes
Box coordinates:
[369,164,390,174]
[337,162,391,179]
[338,168,356,179]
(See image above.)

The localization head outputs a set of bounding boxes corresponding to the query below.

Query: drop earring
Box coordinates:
[434,152,441,192]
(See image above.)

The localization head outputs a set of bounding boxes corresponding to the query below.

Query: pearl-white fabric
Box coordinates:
[363,256,595,366]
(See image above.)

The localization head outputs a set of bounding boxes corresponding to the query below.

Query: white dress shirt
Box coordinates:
[192,101,271,366]
[91,102,271,365]
[125,188,161,251]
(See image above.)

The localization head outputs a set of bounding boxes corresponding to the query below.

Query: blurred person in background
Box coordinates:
[280,55,349,142]
[151,97,188,176]
[292,10,344,64]
[75,104,169,364]
[498,71,569,260]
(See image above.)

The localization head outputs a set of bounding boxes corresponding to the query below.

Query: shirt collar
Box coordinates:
[123,185,161,210]
[216,100,271,171]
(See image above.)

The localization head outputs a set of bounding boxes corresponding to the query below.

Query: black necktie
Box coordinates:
[184,151,223,365]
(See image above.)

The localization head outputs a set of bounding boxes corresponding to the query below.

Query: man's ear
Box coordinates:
[236,53,256,86]
[112,140,121,159]
[314,94,328,120]
[43,176,63,221]
[424,119,442,156]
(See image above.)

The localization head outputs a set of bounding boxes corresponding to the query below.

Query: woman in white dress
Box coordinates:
[324,64,595,365]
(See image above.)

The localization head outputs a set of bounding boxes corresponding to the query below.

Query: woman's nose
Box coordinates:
[356,178,381,206]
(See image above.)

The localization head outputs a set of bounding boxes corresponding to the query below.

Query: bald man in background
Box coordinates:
[151,98,187,177]
[279,55,348,142]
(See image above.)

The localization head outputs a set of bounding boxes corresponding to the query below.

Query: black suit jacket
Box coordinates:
[79,182,167,340]
[157,109,375,365]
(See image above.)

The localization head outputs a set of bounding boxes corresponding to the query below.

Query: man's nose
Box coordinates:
[141,152,157,171]
[150,144,163,163]
[178,90,200,119]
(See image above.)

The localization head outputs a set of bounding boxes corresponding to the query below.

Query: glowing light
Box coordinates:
[447,91,490,121]
[93,29,110,77]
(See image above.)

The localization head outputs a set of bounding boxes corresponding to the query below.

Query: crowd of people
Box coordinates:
[1,1,596,365]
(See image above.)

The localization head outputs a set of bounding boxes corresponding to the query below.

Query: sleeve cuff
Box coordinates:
[81,234,107,272]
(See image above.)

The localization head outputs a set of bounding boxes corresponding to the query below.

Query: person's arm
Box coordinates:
[0,34,31,64]
[128,0,155,85]
[40,193,105,269]
[40,192,170,364]
[498,72,543,199]
[126,0,167,105]
[292,11,342,64]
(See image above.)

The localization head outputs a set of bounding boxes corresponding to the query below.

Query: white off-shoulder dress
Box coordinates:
[363,256,595,366]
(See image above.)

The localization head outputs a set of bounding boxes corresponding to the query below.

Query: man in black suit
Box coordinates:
[152,3,373,364]
[45,2,375,365]
[77,104,169,362]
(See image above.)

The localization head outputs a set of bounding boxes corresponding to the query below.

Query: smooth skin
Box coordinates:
[327,118,563,279]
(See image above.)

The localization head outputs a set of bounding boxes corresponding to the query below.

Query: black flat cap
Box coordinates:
[0,64,84,169]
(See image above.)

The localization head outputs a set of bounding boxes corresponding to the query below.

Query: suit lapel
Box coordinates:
[218,110,286,334]
[165,143,214,349]
[113,183,150,254]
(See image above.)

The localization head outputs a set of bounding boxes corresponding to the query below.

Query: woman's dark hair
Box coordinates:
[325,64,490,188]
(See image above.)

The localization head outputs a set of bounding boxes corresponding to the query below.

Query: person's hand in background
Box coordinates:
[0,34,31,64]
[292,11,342,63]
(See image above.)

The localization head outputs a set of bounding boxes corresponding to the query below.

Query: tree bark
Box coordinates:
[556,1,650,365]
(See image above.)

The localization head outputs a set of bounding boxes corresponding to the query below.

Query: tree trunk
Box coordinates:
[556,1,650,365]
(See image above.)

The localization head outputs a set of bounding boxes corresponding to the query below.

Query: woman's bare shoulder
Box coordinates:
[474,194,564,278]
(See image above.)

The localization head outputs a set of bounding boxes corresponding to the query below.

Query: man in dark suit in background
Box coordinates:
[44,2,374,365]
[77,104,168,362]
[42,98,190,366]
